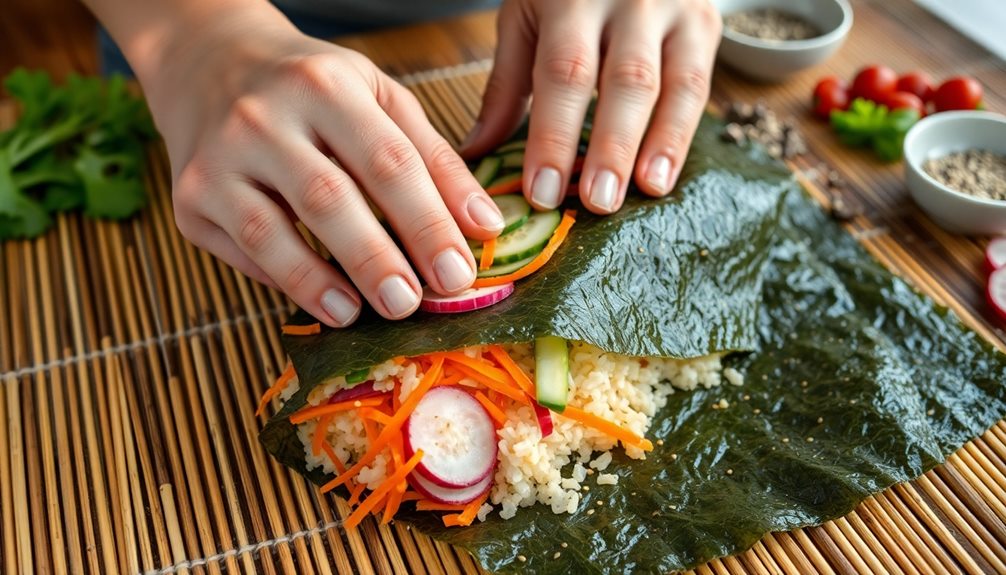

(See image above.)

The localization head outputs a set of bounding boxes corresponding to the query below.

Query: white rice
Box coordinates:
[291,341,734,519]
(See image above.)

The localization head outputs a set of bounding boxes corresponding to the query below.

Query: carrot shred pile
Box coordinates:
[487,345,534,397]
[559,405,654,451]
[345,449,423,529]
[416,500,467,512]
[255,363,296,417]
[289,396,385,425]
[442,491,490,527]
[474,391,507,426]
[479,238,496,271]
[281,323,321,336]
[471,210,576,288]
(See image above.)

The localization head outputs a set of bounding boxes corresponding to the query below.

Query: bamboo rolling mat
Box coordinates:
[4,51,1006,575]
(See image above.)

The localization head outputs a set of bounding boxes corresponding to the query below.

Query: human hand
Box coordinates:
[138,6,505,327]
[462,0,722,214]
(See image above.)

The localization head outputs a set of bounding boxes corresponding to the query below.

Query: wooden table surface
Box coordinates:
[3,2,1006,574]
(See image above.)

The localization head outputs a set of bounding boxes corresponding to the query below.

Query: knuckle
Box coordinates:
[281,259,317,292]
[426,140,468,180]
[237,206,278,253]
[593,131,640,163]
[300,171,353,217]
[345,237,396,276]
[608,56,659,96]
[172,165,206,210]
[409,211,457,247]
[695,1,723,31]
[670,66,712,104]
[364,137,421,185]
[227,95,272,139]
[541,44,595,89]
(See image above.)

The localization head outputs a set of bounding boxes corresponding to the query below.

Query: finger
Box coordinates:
[309,94,477,298]
[207,181,364,327]
[636,5,721,197]
[380,78,505,241]
[579,8,665,214]
[523,4,606,210]
[183,218,278,289]
[459,0,536,158]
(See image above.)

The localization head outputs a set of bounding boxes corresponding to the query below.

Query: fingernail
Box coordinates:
[378,275,419,318]
[459,121,482,151]
[646,155,673,195]
[531,167,562,209]
[466,195,505,233]
[433,247,475,292]
[590,170,619,211]
[321,288,360,326]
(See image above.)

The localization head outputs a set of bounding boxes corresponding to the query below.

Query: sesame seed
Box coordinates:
[638,247,645,253]
[850,399,857,405]
[652,510,661,516]
[353,400,362,407]
[669,504,677,510]
[753,408,761,415]
[806,437,815,443]
[518,555,527,563]
[561,542,568,548]
[586,469,594,475]
[743,395,751,401]
[726,469,734,475]
[582,486,589,492]
[782,438,790,443]
[817,417,824,424]
[671,453,678,460]
[554,552,562,559]
[656,439,664,446]
[927,409,935,416]
[596,501,604,507]
[586,509,595,516]
[700,249,709,257]
[800,380,808,387]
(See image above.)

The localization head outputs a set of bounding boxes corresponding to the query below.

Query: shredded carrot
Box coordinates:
[344,449,424,529]
[416,500,467,512]
[382,437,407,524]
[474,391,507,427]
[451,362,527,404]
[472,210,576,288]
[441,490,490,527]
[434,371,465,387]
[347,481,367,506]
[392,356,406,365]
[479,238,496,271]
[312,414,334,456]
[281,323,321,336]
[559,405,654,451]
[362,417,378,446]
[487,346,535,397]
[289,396,385,425]
[359,407,392,425]
[255,363,296,416]
[443,352,510,386]
[401,492,424,502]
[485,176,523,196]
[442,514,464,527]
[321,357,444,493]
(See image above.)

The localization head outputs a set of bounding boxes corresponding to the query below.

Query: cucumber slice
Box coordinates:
[535,336,569,412]
[500,150,524,169]
[476,254,534,278]
[472,156,502,187]
[345,367,370,384]
[494,140,527,154]
[493,194,531,235]
[470,209,560,264]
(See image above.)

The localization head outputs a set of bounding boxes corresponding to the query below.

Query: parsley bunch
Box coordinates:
[0,69,156,240]
[829,98,919,162]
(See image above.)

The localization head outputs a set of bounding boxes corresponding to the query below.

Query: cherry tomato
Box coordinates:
[933,76,984,112]
[812,76,850,119]
[850,65,898,103]
[884,91,925,116]
[895,71,934,102]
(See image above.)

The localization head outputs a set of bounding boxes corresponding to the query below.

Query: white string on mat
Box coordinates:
[140,520,344,575]
[0,305,290,381]
[396,58,492,86]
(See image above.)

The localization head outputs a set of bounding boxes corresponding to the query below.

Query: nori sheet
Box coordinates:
[260,116,1006,574]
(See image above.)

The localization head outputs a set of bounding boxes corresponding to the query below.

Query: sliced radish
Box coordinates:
[419,283,514,314]
[404,387,498,488]
[409,469,493,505]
[986,237,1006,274]
[988,268,1006,322]
[533,402,553,438]
[329,381,387,404]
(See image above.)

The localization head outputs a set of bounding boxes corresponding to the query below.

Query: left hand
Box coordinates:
[461,0,722,214]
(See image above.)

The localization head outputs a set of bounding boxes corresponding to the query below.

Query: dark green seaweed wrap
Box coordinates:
[260,116,1006,574]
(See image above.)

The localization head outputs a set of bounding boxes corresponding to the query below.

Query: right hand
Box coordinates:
[141,6,505,327]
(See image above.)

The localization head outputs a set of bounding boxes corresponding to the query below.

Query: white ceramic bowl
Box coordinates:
[903,111,1006,236]
[713,0,853,82]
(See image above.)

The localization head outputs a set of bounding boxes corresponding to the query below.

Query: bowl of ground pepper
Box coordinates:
[714,0,853,82]
[904,111,1006,235]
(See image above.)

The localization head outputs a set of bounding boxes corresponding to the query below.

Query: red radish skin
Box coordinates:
[409,469,493,505]
[328,381,388,404]
[534,402,554,438]
[404,387,498,488]
[985,237,1006,274]
[420,283,515,314]
[988,268,1006,323]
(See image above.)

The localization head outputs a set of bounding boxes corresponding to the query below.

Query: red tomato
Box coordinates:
[895,71,934,102]
[933,76,984,112]
[850,65,898,103]
[884,91,925,116]
[812,76,850,119]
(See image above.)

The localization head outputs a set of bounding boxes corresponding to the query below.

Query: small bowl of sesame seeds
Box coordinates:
[713,0,853,82]
[904,111,1006,235]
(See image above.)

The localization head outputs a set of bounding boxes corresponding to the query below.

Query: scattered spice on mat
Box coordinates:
[721,101,807,160]
[724,9,819,41]
[923,149,1006,201]
[813,163,863,222]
